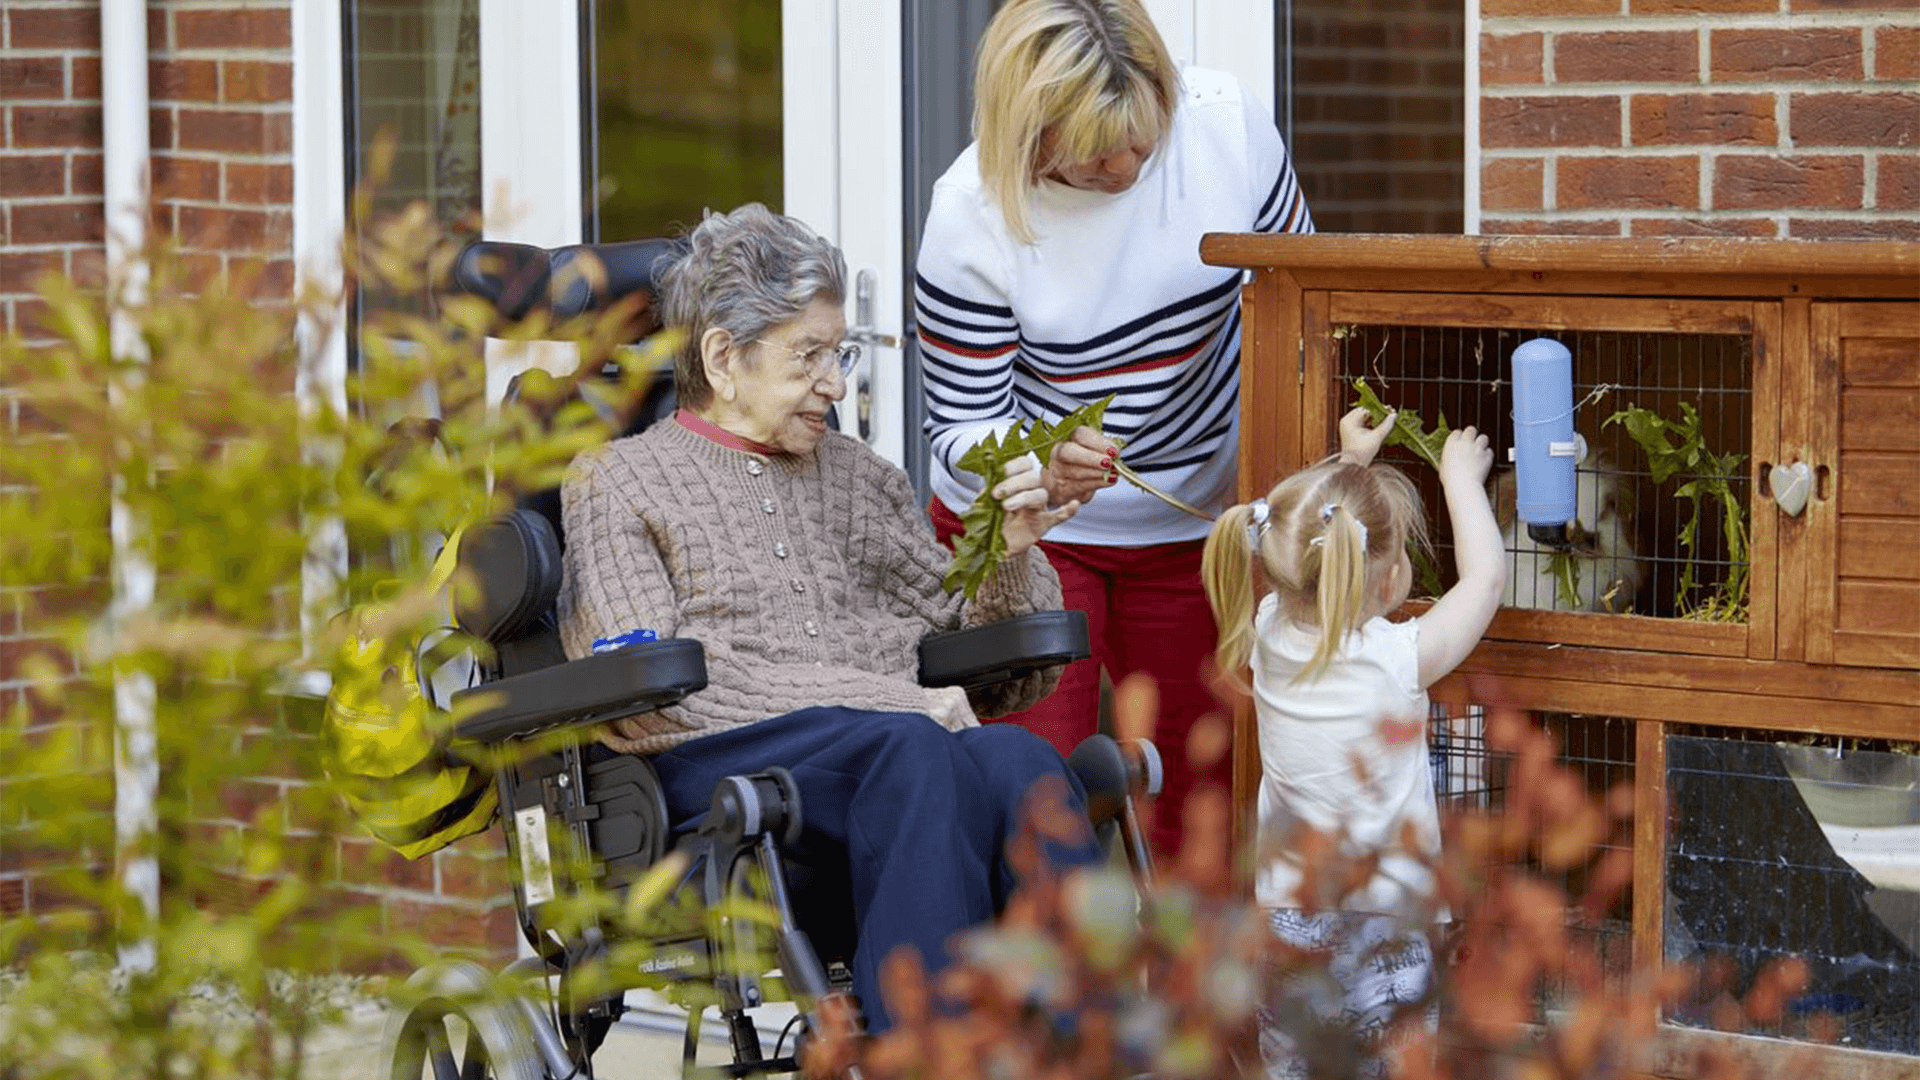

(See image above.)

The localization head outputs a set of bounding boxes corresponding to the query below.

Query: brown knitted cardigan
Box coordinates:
[556,417,1065,755]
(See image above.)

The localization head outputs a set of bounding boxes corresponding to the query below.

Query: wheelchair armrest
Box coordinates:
[917,610,1090,691]
[451,639,707,744]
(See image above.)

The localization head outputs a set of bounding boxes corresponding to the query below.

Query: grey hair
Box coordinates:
[655,203,847,410]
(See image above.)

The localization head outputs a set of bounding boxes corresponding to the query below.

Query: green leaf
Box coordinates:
[1352,378,1450,472]
[942,396,1115,598]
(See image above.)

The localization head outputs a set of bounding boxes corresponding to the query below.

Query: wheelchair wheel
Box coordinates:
[384,961,548,1080]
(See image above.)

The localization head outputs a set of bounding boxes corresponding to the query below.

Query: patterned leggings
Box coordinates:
[1258,909,1437,1080]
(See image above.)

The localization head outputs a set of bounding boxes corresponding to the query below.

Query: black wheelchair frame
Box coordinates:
[379,241,1164,1080]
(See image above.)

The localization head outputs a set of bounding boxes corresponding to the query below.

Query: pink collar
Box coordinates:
[674,409,782,456]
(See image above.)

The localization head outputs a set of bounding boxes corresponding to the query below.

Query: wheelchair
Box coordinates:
[380,240,1165,1080]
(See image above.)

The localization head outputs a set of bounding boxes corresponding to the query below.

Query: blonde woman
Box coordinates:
[1199,410,1503,1078]
[915,0,1313,864]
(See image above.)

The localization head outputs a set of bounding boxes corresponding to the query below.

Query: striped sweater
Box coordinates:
[915,67,1313,546]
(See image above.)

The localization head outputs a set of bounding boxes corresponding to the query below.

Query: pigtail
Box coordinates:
[1201,503,1260,689]
[1301,505,1368,682]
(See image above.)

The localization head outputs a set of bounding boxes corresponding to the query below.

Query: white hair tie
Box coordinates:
[1245,499,1271,551]
[1310,502,1367,551]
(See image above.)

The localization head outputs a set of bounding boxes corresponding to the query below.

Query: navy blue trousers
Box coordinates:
[650,707,1103,1033]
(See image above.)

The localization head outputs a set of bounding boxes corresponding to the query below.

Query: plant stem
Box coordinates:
[1112,460,1214,520]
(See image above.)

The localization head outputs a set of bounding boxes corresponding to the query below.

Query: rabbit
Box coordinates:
[1492,449,1647,614]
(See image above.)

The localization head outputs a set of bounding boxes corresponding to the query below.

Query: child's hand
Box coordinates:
[1337,406,1396,467]
[1439,425,1493,488]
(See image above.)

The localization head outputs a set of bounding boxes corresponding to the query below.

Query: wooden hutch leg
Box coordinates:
[1632,719,1669,997]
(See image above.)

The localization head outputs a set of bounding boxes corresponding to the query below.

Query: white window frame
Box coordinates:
[294,0,585,643]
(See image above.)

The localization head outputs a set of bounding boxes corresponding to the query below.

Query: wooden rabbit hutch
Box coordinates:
[1202,234,1919,1075]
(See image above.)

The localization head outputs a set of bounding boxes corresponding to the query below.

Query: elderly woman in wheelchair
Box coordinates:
[559,200,1106,1024]
[391,204,1161,1079]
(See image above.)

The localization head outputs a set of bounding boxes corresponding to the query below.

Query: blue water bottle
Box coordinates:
[1510,338,1582,549]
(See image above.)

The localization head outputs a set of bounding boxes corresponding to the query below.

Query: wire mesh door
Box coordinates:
[1302,293,1779,660]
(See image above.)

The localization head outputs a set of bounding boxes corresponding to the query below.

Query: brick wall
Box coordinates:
[1478,0,1920,238]
[1,1,514,961]
[1291,0,1466,233]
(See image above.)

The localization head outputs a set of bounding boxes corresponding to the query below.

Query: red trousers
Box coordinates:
[931,499,1231,866]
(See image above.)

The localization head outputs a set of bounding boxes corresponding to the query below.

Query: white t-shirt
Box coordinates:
[914,67,1313,546]
[1251,595,1443,920]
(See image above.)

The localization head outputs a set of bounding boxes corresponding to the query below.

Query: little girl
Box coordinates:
[1202,407,1504,1079]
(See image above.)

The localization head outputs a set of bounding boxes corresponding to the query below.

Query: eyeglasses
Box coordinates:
[754,338,862,380]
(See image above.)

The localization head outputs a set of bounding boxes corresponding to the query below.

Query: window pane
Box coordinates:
[346,0,484,318]
[590,1,782,242]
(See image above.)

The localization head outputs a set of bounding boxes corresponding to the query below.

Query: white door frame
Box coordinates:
[478,0,585,403]
[784,0,911,469]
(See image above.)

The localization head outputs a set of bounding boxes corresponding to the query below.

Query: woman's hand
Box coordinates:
[998,457,1080,557]
[1338,406,1397,467]
[923,685,979,731]
[1038,426,1118,507]
[1439,425,1493,490]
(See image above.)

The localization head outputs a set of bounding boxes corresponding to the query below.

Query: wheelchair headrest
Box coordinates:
[452,238,686,337]
[454,509,564,645]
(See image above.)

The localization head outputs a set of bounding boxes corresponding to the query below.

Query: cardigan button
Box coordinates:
[804,620,819,637]
[747,460,764,476]
[774,542,788,558]
[761,498,776,514]
[791,579,806,594]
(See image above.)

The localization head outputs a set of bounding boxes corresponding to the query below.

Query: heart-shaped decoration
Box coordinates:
[1771,461,1812,517]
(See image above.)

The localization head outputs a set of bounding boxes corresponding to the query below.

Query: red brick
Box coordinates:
[7,6,100,48]
[338,838,436,893]
[176,109,265,155]
[148,7,169,50]
[10,107,102,150]
[67,153,101,196]
[68,57,100,100]
[1482,96,1622,149]
[1879,155,1920,211]
[10,203,102,246]
[2,154,67,198]
[1791,93,1920,148]
[224,161,292,205]
[1633,0,1772,10]
[1711,29,1863,83]
[223,61,292,105]
[67,248,105,289]
[0,878,23,917]
[1881,27,1920,81]
[1482,33,1544,86]
[1788,217,1920,241]
[1714,154,1863,210]
[0,637,68,684]
[217,778,284,827]
[0,252,61,300]
[149,59,219,104]
[152,155,221,202]
[1481,218,1624,236]
[177,205,284,252]
[1560,155,1700,210]
[174,9,291,51]
[263,112,292,155]
[384,896,519,958]
[149,107,175,152]
[434,846,510,900]
[1631,94,1776,147]
[1484,0,1617,14]
[0,58,65,100]
[1630,217,1778,238]
[1556,31,1699,84]
[1482,158,1544,211]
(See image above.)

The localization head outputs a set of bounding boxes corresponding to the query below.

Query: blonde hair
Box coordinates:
[972,0,1180,243]
[1202,459,1427,687]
